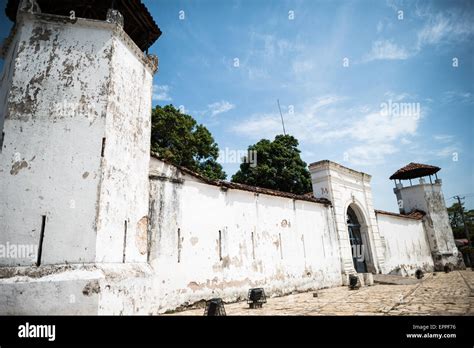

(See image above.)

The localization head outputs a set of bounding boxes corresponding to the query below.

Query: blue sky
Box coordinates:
[1,0,473,211]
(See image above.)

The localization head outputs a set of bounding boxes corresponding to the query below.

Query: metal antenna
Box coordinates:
[277,99,286,136]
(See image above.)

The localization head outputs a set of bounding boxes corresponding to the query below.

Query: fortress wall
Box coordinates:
[146,158,343,311]
[377,213,434,276]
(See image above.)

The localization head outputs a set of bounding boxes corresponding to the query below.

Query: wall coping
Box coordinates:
[149,154,332,206]
[1,11,158,73]
[309,160,372,180]
[375,209,425,221]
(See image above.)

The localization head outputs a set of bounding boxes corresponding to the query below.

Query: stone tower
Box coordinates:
[390,162,462,270]
[0,0,161,266]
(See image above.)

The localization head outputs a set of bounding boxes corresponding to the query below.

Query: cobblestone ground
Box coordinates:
[168,271,474,316]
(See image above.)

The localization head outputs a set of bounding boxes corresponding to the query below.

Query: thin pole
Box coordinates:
[277,99,286,136]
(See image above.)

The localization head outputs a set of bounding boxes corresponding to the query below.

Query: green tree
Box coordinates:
[231,134,312,195]
[447,201,474,240]
[151,105,226,180]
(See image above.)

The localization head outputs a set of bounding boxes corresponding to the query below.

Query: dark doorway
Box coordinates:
[347,206,367,273]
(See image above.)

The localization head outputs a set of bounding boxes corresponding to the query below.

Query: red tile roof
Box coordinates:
[375,209,426,220]
[150,153,332,206]
[389,162,440,180]
[6,0,162,51]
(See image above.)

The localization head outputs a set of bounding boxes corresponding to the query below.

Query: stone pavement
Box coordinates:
[167,271,474,316]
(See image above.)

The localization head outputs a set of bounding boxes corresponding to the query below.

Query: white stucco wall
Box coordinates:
[146,158,343,311]
[0,12,155,266]
[94,26,154,263]
[376,213,434,275]
[0,14,113,265]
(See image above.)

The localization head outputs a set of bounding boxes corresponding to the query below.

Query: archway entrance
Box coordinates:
[347,205,368,273]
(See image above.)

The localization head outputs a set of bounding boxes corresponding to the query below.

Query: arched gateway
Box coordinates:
[309,160,386,277]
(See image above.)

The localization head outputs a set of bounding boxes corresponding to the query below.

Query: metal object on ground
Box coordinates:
[247,288,267,309]
[349,274,360,290]
[204,298,226,316]
[444,263,453,273]
[415,269,424,279]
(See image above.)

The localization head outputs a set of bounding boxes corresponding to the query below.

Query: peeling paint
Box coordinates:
[82,280,101,296]
[135,217,148,255]
[10,160,28,175]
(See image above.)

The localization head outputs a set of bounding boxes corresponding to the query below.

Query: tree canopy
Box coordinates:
[231,134,312,195]
[151,105,226,180]
[447,201,474,240]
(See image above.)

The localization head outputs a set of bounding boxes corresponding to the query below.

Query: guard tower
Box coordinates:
[390,162,463,270]
[0,0,161,266]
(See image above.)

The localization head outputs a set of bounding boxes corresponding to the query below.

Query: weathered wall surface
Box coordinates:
[147,158,343,311]
[376,213,434,276]
[0,266,103,315]
[0,13,155,266]
[94,28,154,263]
[394,182,461,269]
[0,14,114,265]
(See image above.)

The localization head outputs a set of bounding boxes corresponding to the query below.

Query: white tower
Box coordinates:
[0,0,161,266]
[390,162,463,270]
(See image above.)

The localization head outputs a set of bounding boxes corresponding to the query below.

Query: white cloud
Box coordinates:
[233,113,283,137]
[344,143,398,166]
[383,91,413,101]
[239,33,304,80]
[247,67,269,80]
[292,60,313,74]
[416,12,474,50]
[233,93,423,166]
[417,14,451,47]
[232,95,342,140]
[152,85,172,102]
[442,91,473,105]
[207,101,235,116]
[407,130,460,162]
[362,40,409,62]
[365,7,474,62]
[435,145,458,158]
[433,134,454,143]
